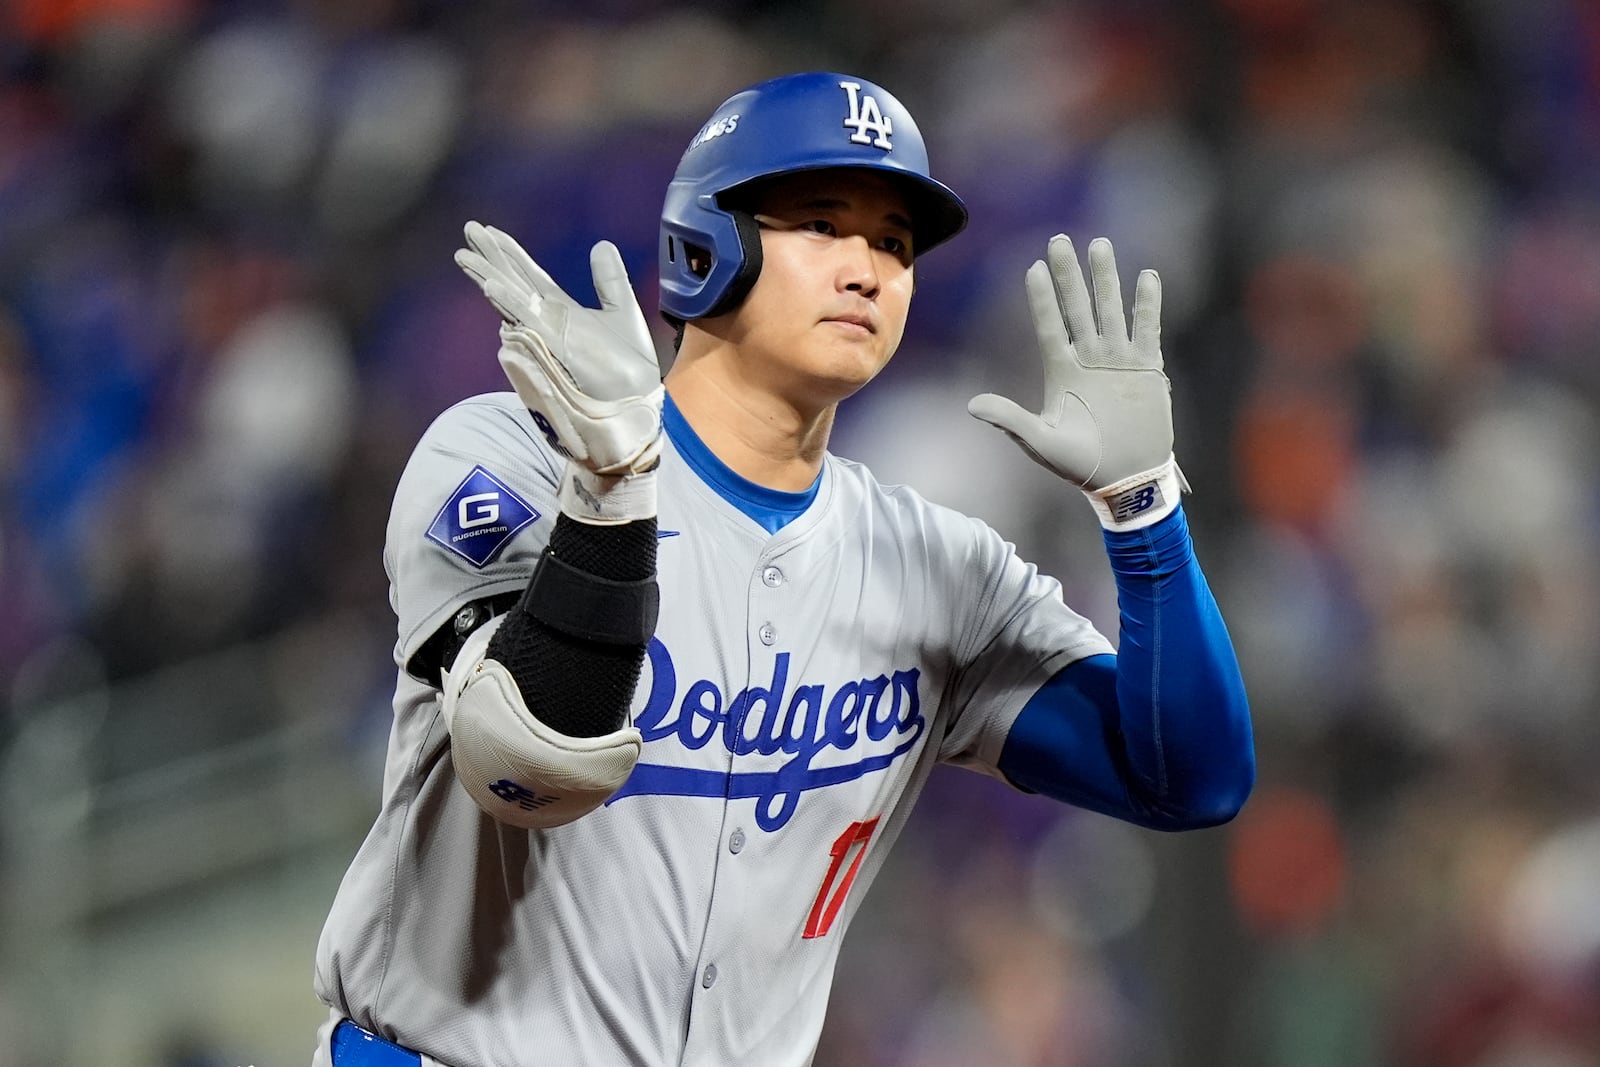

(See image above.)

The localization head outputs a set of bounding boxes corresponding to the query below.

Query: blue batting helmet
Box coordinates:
[659,72,968,322]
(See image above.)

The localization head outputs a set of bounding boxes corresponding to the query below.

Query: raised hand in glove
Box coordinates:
[456,222,663,523]
[968,235,1186,531]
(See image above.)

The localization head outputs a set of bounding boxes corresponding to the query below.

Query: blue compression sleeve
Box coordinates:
[998,506,1254,830]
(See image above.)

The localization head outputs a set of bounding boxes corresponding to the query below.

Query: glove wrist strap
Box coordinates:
[1083,455,1188,531]
[560,466,658,525]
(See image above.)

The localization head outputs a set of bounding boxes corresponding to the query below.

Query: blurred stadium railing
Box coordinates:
[1,617,378,1066]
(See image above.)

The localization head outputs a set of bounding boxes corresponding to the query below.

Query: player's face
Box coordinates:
[715,170,916,405]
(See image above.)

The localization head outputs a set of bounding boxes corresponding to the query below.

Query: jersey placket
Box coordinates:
[678,543,798,1063]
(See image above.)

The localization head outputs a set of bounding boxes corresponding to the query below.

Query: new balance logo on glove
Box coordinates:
[488,779,559,812]
[1109,482,1162,523]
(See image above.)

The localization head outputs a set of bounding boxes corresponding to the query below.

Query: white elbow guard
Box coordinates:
[440,614,642,829]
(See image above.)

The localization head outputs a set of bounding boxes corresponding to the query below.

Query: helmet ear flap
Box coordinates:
[699,210,764,319]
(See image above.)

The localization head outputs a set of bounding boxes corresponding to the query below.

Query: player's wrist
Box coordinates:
[1081,454,1188,531]
[1102,502,1192,576]
[560,464,658,525]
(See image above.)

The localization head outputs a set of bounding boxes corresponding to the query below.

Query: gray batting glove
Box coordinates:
[456,222,663,524]
[968,235,1186,531]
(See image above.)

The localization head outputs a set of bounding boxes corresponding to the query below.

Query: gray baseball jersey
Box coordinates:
[314,391,1113,1066]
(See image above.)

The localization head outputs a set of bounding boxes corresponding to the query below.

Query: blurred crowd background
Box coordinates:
[2,0,1599,1064]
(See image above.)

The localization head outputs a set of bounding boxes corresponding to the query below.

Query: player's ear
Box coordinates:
[683,243,712,279]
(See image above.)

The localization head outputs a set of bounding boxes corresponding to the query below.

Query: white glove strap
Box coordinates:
[1083,454,1189,531]
[559,466,658,526]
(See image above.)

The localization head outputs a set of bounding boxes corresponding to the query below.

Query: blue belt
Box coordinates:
[331,1020,423,1067]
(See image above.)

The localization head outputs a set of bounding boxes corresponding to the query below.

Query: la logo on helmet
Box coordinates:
[840,81,893,150]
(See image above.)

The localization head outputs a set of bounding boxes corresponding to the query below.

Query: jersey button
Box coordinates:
[761,565,784,587]
[702,963,718,988]
[729,828,746,854]
[759,622,776,646]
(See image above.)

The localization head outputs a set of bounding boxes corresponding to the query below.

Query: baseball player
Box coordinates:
[312,71,1253,1067]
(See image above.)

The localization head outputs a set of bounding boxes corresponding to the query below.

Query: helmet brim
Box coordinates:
[719,163,968,259]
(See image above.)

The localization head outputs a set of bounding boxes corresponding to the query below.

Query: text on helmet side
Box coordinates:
[686,114,741,154]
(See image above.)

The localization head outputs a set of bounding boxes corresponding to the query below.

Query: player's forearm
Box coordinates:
[487,510,658,737]
[1100,504,1253,825]
[1000,505,1253,830]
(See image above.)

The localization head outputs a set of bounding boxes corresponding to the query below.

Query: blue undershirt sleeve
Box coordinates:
[997,505,1255,830]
